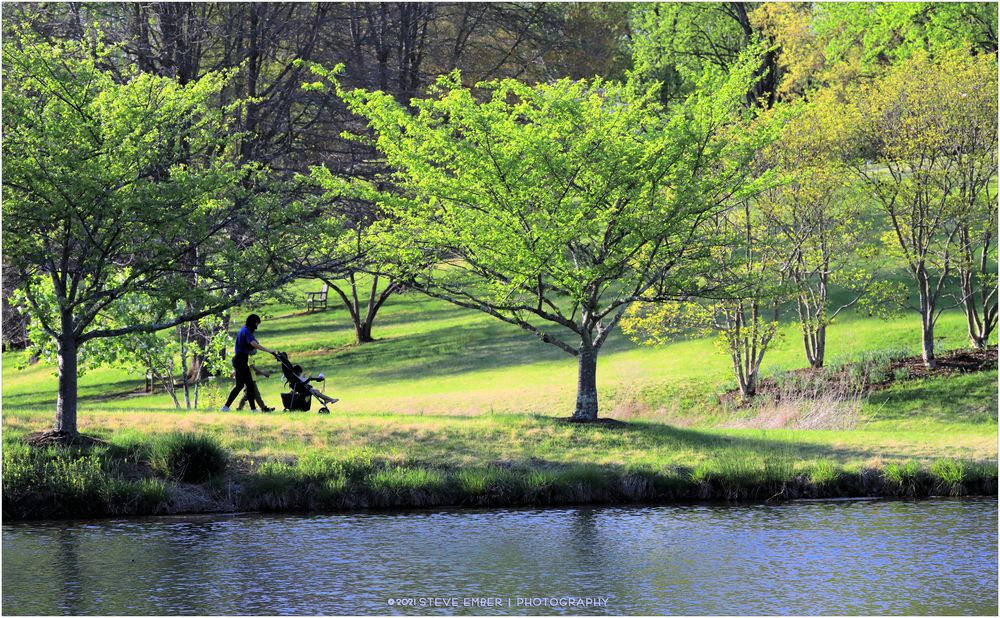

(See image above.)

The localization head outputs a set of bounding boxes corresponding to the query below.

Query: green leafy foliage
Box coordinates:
[630,3,753,103]
[815,2,998,75]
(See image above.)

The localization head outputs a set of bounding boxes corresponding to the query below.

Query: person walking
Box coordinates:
[221,314,278,412]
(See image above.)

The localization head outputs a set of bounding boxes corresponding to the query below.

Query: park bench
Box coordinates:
[306,283,329,312]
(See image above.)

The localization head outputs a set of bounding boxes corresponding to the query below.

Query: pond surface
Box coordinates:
[3,499,996,615]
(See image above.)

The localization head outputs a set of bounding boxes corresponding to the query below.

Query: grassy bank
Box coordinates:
[3,426,995,521]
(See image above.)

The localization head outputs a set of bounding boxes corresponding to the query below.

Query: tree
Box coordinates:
[299,188,418,345]
[303,3,632,345]
[89,299,231,410]
[843,51,998,368]
[307,51,775,421]
[755,94,888,368]
[622,200,788,399]
[949,55,999,350]
[3,3,631,347]
[2,36,332,438]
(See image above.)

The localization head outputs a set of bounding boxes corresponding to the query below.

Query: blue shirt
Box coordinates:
[234,326,257,355]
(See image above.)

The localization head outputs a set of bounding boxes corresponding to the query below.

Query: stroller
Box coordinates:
[273,351,339,414]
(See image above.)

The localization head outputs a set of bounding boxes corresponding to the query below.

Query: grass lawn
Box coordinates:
[4,279,996,418]
[2,278,997,518]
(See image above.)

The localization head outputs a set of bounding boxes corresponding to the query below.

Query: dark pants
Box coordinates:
[225,353,256,410]
[238,366,267,410]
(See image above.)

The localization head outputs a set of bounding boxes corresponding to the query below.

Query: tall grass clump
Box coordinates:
[243,450,380,511]
[455,466,530,504]
[246,460,300,510]
[100,477,173,513]
[366,465,448,506]
[963,460,999,495]
[691,450,794,500]
[147,433,227,483]
[930,459,966,496]
[830,348,910,389]
[550,464,614,501]
[809,460,843,488]
[882,460,924,496]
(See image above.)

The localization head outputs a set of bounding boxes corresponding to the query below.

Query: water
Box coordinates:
[3,499,997,615]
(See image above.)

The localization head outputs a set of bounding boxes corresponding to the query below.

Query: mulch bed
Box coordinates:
[886,347,997,379]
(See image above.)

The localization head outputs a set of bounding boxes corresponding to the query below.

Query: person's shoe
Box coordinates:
[220,405,231,412]
[261,406,275,413]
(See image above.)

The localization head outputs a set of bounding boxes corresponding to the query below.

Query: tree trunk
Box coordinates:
[959,252,994,351]
[355,320,375,344]
[814,324,826,368]
[55,328,79,436]
[921,316,937,369]
[963,282,987,350]
[738,369,757,399]
[572,344,599,421]
[737,345,758,398]
[918,269,938,369]
[185,321,214,382]
[805,323,826,369]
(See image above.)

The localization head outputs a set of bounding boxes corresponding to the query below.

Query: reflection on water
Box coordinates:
[3,499,997,615]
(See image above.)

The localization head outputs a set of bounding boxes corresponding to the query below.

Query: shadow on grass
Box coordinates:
[496,415,959,465]
[321,319,637,384]
[369,413,932,468]
[3,377,150,409]
[260,305,477,349]
[866,371,998,424]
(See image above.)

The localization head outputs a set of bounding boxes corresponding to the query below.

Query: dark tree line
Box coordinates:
[2,1,633,348]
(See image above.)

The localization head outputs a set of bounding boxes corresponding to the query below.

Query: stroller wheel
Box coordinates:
[318,407,330,415]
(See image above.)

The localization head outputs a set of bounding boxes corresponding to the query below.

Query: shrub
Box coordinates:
[833,348,910,389]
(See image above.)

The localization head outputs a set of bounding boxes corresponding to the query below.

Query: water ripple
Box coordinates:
[3,499,996,615]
